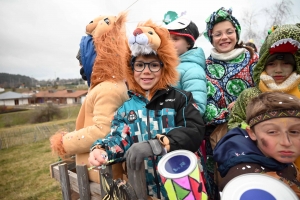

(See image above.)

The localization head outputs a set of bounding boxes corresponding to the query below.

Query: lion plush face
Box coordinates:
[86,15,119,37]
[128,26,162,56]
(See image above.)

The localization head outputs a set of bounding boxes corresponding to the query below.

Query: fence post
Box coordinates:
[59,163,72,200]
[76,165,91,200]
[127,162,147,199]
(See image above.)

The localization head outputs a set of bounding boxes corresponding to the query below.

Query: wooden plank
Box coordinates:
[76,165,91,200]
[51,165,101,199]
[127,162,147,199]
[59,163,72,200]
[50,160,76,178]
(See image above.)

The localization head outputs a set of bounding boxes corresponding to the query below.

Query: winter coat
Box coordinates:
[213,127,300,197]
[174,47,207,116]
[91,87,205,198]
[204,49,258,125]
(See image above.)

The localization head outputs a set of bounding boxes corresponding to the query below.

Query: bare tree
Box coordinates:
[241,0,295,50]
[263,0,294,27]
[241,10,261,43]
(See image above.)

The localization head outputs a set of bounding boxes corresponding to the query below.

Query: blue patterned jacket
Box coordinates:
[91,87,205,197]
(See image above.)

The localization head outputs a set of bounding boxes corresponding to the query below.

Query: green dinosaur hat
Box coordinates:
[254,24,300,88]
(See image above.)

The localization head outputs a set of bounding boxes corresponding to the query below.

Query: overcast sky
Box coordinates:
[0,0,299,80]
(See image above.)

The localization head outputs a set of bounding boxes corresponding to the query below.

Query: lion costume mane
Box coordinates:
[127,20,179,99]
[50,12,129,182]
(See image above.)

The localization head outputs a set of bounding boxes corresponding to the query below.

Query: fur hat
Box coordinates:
[265,53,296,67]
[127,20,179,99]
[165,17,200,50]
[204,7,241,44]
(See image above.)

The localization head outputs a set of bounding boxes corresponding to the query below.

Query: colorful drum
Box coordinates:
[158,150,207,200]
[222,173,298,200]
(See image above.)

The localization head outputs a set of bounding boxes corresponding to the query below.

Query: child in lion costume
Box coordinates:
[50,12,130,183]
[88,20,205,199]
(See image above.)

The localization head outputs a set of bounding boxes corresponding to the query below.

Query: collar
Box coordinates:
[210,48,245,61]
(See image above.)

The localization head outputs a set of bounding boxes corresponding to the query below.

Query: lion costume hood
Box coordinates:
[126,20,179,99]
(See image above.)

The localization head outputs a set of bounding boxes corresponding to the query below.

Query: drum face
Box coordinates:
[222,173,298,200]
[158,150,197,179]
[164,155,191,174]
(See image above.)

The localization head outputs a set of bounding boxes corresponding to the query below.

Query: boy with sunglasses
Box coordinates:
[88,20,205,199]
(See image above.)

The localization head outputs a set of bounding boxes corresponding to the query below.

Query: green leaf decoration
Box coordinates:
[163,11,178,25]
[226,79,247,96]
[207,64,225,79]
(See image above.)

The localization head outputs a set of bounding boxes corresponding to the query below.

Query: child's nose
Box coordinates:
[280,133,292,146]
[143,64,151,73]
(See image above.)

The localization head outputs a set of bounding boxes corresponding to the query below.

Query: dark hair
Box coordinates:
[235,41,255,59]
[172,21,199,50]
[245,42,258,52]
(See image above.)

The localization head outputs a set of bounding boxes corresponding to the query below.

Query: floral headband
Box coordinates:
[203,7,241,44]
[248,109,300,127]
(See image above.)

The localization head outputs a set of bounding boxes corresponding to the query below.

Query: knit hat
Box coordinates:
[204,7,241,44]
[165,17,199,49]
[265,53,296,67]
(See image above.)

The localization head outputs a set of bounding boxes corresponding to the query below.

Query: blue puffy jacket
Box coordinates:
[174,47,207,116]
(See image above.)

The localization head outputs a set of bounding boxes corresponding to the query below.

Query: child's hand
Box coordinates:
[88,149,108,167]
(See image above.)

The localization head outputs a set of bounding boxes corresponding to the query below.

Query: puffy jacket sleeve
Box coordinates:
[166,90,205,152]
[180,64,207,116]
[227,88,261,130]
[91,104,133,161]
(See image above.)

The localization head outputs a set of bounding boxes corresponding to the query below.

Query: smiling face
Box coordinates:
[170,34,190,56]
[212,21,237,53]
[246,117,300,163]
[133,54,162,91]
[265,59,294,84]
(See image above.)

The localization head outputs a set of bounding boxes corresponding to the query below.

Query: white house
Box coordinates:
[0,91,31,106]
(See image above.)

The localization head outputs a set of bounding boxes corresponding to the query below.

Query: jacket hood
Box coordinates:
[214,127,287,177]
[180,48,206,70]
[125,20,179,99]
[254,24,300,87]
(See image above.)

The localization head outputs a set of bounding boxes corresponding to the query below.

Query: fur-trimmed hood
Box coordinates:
[126,20,179,99]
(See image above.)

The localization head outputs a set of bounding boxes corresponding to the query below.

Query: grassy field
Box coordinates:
[0,105,82,199]
[0,139,62,200]
[0,104,81,128]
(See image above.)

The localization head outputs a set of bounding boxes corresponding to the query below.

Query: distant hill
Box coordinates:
[0,73,86,89]
[0,73,38,89]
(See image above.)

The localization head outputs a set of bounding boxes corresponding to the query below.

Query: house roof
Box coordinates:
[0,91,31,100]
[34,90,88,98]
